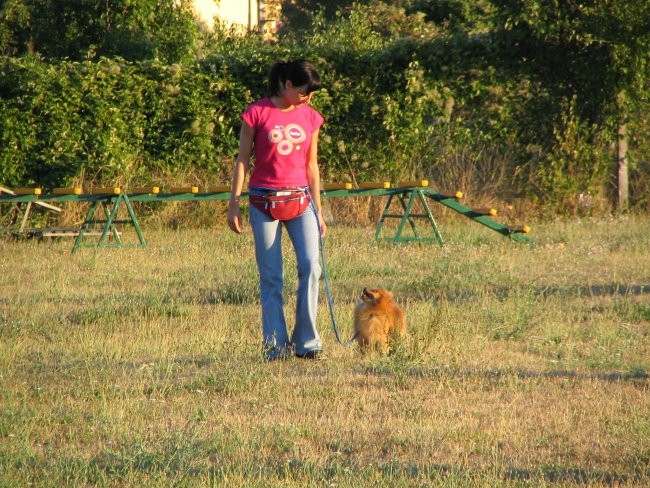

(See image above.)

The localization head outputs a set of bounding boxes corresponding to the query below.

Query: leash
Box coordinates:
[308,193,357,347]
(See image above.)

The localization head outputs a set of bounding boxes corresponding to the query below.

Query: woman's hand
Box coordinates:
[317,211,327,237]
[227,201,243,234]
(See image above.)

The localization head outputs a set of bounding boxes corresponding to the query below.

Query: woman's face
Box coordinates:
[284,81,313,106]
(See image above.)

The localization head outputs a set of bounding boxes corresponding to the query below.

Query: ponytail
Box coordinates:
[267,61,288,97]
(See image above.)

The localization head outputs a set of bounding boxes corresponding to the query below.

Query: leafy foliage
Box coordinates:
[535,97,610,215]
[0,0,199,62]
[0,57,249,187]
[0,0,648,213]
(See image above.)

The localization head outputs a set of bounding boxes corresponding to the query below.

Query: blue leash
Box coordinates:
[308,193,357,347]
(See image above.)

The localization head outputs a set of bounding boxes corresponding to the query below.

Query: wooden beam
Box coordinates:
[359,182,391,189]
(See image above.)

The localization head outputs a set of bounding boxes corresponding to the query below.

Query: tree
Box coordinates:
[487,0,650,210]
[0,0,199,63]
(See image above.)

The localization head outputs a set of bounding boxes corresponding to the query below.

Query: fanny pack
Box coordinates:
[249,188,311,221]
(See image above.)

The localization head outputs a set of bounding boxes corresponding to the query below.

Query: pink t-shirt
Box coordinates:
[242,98,324,188]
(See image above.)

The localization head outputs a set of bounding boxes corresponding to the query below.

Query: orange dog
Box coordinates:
[353,288,406,353]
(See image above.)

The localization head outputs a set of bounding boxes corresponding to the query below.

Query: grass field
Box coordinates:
[1,213,649,486]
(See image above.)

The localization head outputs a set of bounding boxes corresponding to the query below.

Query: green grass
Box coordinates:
[1,215,649,486]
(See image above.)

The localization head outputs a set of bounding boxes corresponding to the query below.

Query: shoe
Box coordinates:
[296,350,323,360]
[264,346,293,362]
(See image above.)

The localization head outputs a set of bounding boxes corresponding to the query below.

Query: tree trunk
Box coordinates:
[617,122,629,211]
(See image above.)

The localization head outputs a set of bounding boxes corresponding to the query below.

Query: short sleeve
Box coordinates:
[241,103,258,129]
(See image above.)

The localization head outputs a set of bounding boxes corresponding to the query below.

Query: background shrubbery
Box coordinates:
[1,0,649,218]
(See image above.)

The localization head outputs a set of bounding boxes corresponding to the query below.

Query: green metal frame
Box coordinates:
[72,193,146,253]
[375,188,443,245]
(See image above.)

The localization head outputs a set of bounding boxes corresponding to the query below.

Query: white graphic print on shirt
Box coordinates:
[268,124,307,155]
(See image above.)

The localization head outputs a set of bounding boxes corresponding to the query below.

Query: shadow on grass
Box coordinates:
[536,283,650,298]
[83,451,649,486]
[403,283,650,303]
[378,461,649,485]
[501,465,649,484]
[363,364,649,382]
[381,462,649,485]
[120,356,649,383]
[21,354,647,384]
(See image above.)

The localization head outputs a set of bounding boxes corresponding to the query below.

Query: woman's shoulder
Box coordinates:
[300,104,325,126]
[244,97,273,112]
[242,98,274,125]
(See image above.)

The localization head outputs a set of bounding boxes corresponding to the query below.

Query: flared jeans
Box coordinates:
[249,204,322,358]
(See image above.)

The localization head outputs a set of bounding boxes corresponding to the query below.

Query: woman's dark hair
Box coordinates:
[267,59,321,97]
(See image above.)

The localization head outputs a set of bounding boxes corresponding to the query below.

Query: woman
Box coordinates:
[227,59,326,361]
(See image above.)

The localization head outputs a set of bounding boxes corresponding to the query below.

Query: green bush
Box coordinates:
[1,1,648,214]
[0,56,249,188]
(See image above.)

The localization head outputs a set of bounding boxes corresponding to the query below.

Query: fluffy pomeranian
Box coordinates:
[353,288,406,353]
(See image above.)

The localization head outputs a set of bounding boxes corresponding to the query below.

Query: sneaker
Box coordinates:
[295,350,324,360]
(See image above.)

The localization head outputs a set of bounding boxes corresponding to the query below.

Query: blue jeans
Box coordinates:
[249,203,322,357]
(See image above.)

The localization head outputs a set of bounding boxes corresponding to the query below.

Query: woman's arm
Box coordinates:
[227,122,254,234]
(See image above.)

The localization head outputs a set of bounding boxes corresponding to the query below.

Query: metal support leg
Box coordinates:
[375,189,444,245]
[72,194,146,253]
